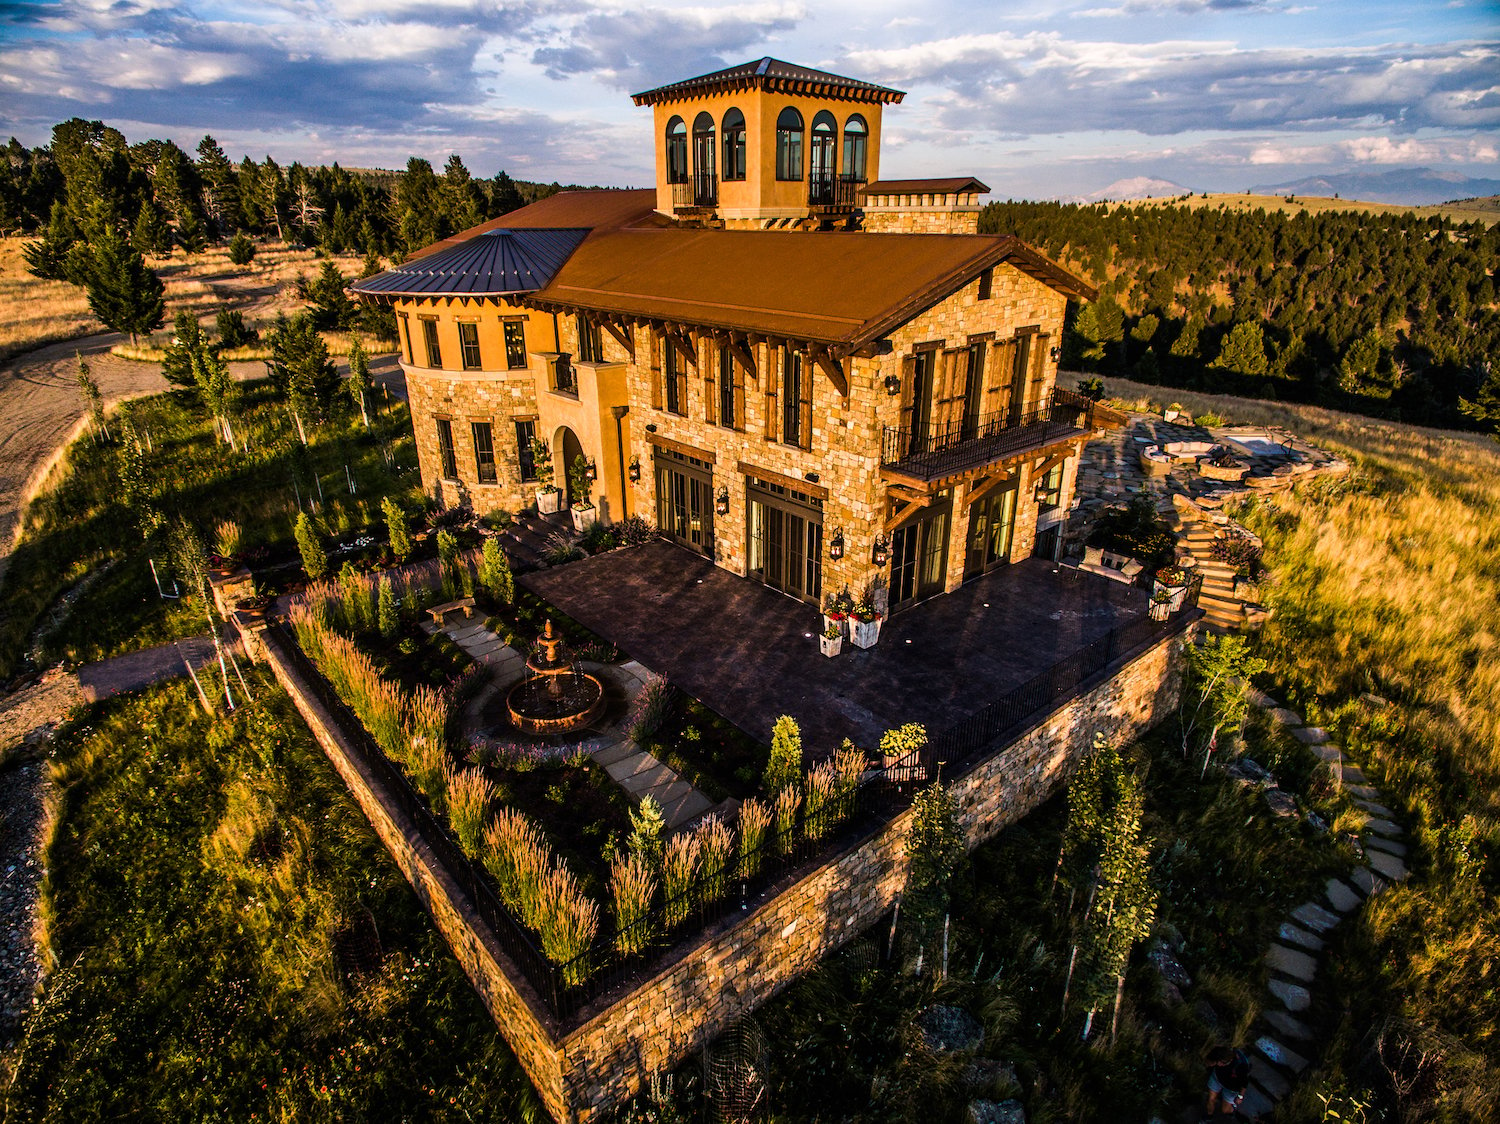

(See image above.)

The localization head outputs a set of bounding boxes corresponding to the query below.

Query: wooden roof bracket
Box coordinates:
[884,486,933,533]
[811,346,849,398]
[964,469,1013,509]
[600,317,636,360]
[729,332,757,382]
[1031,450,1070,480]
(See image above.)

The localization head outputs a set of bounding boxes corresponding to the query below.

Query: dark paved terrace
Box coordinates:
[522,540,1152,752]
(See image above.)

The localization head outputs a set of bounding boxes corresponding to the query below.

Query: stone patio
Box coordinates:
[522,540,1155,752]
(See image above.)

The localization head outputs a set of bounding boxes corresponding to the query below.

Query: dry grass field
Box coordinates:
[0,237,364,365]
[1118,192,1500,226]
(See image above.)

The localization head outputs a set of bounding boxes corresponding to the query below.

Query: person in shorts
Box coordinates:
[1204,1045,1252,1118]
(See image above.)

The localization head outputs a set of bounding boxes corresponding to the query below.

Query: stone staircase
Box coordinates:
[495,509,573,572]
[1179,518,1244,633]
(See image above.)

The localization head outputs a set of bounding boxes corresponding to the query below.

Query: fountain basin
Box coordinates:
[506,672,605,735]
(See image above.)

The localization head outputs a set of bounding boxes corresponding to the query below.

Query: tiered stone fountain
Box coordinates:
[506,619,605,734]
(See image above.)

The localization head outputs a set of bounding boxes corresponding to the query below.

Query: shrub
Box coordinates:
[772,786,802,857]
[383,496,411,561]
[213,518,243,560]
[661,832,700,929]
[1209,532,1264,577]
[627,795,666,871]
[763,715,803,794]
[377,575,398,639]
[446,765,493,859]
[610,851,657,956]
[695,815,734,905]
[479,537,514,605]
[614,514,655,545]
[227,232,255,266]
[294,511,327,579]
[736,798,771,879]
[629,675,675,746]
[215,307,257,348]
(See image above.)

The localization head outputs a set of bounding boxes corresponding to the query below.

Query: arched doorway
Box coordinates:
[556,426,584,506]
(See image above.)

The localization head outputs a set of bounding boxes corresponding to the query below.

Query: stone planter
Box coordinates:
[571,504,598,532]
[536,488,561,514]
[1153,581,1188,611]
[819,633,842,658]
[1149,598,1172,622]
[823,613,849,641]
[849,616,881,650]
[1199,459,1249,482]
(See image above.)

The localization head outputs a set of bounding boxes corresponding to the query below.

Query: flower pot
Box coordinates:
[849,616,881,650]
[571,505,598,532]
[819,633,842,657]
[823,613,848,641]
[1153,579,1188,611]
[536,488,561,515]
[1149,598,1171,622]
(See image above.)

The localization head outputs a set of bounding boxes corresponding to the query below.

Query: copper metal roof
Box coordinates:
[861,177,991,196]
[349,227,590,299]
[530,229,1095,354]
[632,57,904,106]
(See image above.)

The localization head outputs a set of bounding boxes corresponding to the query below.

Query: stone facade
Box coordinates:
[860,188,984,235]
[259,610,1188,1122]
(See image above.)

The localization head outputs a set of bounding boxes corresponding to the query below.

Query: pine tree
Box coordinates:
[383,496,411,562]
[479,536,514,604]
[227,232,255,266]
[763,715,803,794]
[1179,633,1267,775]
[295,511,327,580]
[1458,362,1500,438]
[131,200,169,257]
[441,154,482,233]
[1208,321,1269,377]
[346,335,373,426]
[1338,329,1387,397]
[267,313,339,439]
[161,309,203,391]
[22,200,79,281]
[80,229,165,343]
[306,259,356,330]
[196,135,241,234]
[377,574,399,639]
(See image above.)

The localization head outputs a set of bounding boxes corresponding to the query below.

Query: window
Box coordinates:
[1038,463,1063,509]
[692,111,716,202]
[722,107,746,181]
[436,418,457,479]
[977,267,993,301]
[397,312,413,364]
[503,319,527,370]
[458,322,481,370]
[842,115,868,182]
[781,348,807,449]
[666,116,688,184]
[718,345,736,429]
[514,419,537,483]
[664,339,685,416]
[577,316,603,363]
[421,318,441,368]
[472,421,496,484]
[775,107,803,181]
[808,111,837,203]
[552,354,576,394]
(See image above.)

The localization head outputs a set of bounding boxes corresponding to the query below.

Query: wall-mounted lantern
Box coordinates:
[872,535,890,567]
[884,373,902,396]
[714,486,730,516]
[828,527,845,560]
[584,458,598,483]
[1049,346,1061,362]
[645,422,658,433]
[628,455,641,482]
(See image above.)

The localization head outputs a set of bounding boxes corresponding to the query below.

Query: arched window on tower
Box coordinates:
[691,112,717,206]
[808,111,837,204]
[721,107,746,181]
[842,114,868,184]
[775,107,803,181]
[665,116,687,185]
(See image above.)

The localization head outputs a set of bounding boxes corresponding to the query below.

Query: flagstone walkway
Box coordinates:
[434,612,719,830]
[1233,689,1411,1119]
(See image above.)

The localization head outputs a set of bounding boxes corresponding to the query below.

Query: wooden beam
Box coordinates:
[964,470,1013,509]
[730,335,757,382]
[600,318,635,360]
[885,497,928,535]
[666,327,697,366]
[812,348,849,398]
[1032,450,1069,480]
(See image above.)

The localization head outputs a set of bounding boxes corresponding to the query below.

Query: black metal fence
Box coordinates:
[808,173,863,209]
[269,587,1200,1024]
[671,174,717,210]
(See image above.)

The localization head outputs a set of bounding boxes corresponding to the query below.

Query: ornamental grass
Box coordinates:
[737,798,770,879]
[483,810,597,974]
[445,766,493,859]
[628,674,676,746]
[802,760,839,842]
[536,867,599,986]
[773,786,803,858]
[609,852,657,956]
[483,809,550,919]
[661,832,700,930]
[694,815,734,905]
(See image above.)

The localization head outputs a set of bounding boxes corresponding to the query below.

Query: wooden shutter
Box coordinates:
[1029,333,1050,412]
[649,331,663,410]
[733,352,746,430]
[703,339,716,425]
[987,337,1016,416]
[898,355,917,436]
[797,352,812,450]
[764,345,778,442]
[674,344,689,417]
[934,348,967,439]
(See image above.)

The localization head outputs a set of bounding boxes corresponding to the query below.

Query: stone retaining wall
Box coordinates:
[256,619,1188,1122]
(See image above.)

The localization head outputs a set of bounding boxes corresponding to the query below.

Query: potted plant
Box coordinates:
[1154,565,1189,611]
[819,622,843,657]
[1149,590,1173,622]
[822,589,853,640]
[568,454,598,531]
[531,437,561,514]
[849,598,882,650]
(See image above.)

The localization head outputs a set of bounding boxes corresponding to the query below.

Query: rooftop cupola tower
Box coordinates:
[632,57,904,230]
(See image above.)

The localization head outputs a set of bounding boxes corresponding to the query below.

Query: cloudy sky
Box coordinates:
[1,0,1496,199]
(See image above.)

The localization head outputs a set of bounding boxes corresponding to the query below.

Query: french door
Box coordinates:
[963,482,1018,581]
[890,495,951,610]
[654,448,714,556]
[747,480,823,604]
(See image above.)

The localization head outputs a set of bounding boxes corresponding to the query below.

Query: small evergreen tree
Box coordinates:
[1179,633,1267,775]
[627,794,666,872]
[295,510,327,579]
[80,229,165,343]
[1459,362,1500,439]
[267,313,339,440]
[161,309,202,390]
[1208,321,1270,377]
[763,715,802,794]
[131,200,169,257]
[22,201,79,281]
[74,354,108,442]
[382,496,411,561]
[479,536,514,604]
[346,335,373,427]
[306,259,357,330]
[227,232,255,266]
[902,780,966,947]
[214,307,257,349]
[377,574,399,639]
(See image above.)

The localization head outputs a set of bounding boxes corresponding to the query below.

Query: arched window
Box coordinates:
[842,114,868,183]
[665,116,687,185]
[809,111,837,203]
[721,107,746,181]
[775,107,803,182]
[691,112,717,206]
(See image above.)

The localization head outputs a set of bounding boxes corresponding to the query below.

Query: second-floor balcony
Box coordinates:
[881,388,1110,483]
[809,173,863,210]
[671,173,717,212]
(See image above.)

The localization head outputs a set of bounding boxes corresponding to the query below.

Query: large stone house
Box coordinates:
[352,58,1114,615]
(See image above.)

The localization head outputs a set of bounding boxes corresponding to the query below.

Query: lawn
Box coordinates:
[5,676,543,1122]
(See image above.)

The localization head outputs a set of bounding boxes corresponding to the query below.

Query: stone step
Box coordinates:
[1350,866,1385,897]
[1293,726,1332,745]
[1268,977,1311,1012]
[1311,743,1345,764]
[1255,1034,1310,1074]
[1325,878,1362,913]
[1240,1083,1278,1117]
[1344,783,1380,801]
[1254,1062,1293,1100]
[1291,901,1341,933]
[1198,593,1245,613]
[1340,765,1369,785]
[1355,800,1393,819]
[1262,1009,1314,1041]
[1245,687,1279,709]
[1266,943,1318,982]
[1268,707,1305,727]
[1364,817,1404,838]
[1365,835,1408,858]
[1277,921,1325,952]
[1366,849,1410,882]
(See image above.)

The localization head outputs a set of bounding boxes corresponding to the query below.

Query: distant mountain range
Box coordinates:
[1061,177,1194,204]
[1247,167,1500,207]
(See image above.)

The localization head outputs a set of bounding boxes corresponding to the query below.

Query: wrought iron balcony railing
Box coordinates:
[671,173,717,211]
[808,173,863,209]
[881,388,1098,481]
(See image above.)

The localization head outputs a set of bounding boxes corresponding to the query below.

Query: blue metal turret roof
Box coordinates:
[349,227,590,299]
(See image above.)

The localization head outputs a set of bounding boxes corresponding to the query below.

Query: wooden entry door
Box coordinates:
[963,482,1018,581]
[747,480,823,605]
[654,448,714,556]
[890,496,951,610]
